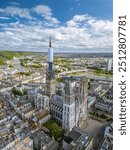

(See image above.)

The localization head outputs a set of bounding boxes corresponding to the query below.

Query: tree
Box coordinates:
[100,114,107,119]
[12,87,27,96]
[44,120,62,140]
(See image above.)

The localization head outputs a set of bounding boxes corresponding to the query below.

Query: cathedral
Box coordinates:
[45,38,88,131]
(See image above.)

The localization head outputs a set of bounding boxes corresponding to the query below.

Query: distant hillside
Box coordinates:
[0,51,35,66]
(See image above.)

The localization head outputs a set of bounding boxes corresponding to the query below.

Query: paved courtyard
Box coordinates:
[81,118,104,138]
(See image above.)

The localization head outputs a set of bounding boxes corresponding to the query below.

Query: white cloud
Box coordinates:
[66,14,113,38]
[33,5,60,24]
[66,14,93,27]
[88,19,113,32]
[73,14,87,22]
[0,6,33,19]
[44,16,60,24]
[0,4,60,25]
[0,16,10,20]
[33,5,52,16]
[0,20,112,52]
[0,5,112,53]
[66,20,78,27]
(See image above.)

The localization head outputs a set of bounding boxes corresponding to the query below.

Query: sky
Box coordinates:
[0,0,113,53]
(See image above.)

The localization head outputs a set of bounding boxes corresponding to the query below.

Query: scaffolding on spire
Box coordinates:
[49,37,52,47]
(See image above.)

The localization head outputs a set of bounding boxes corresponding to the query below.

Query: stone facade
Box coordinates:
[50,76,88,131]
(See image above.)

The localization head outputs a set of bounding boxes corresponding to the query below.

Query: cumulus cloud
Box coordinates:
[33,5,52,16]
[66,14,93,27]
[0,4,112,52]
[87,19,113,32]
[0,5,60,24]
[33,5,60,24]
[0,6,33,19]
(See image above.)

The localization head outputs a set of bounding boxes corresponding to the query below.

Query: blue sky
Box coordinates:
[0,0,113,53]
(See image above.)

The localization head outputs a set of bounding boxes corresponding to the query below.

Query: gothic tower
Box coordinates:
[46,37,55,97]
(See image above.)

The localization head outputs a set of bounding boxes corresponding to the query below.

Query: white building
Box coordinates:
[107,59,113,71]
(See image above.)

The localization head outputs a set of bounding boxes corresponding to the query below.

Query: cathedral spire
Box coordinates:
[49,37,52,47]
